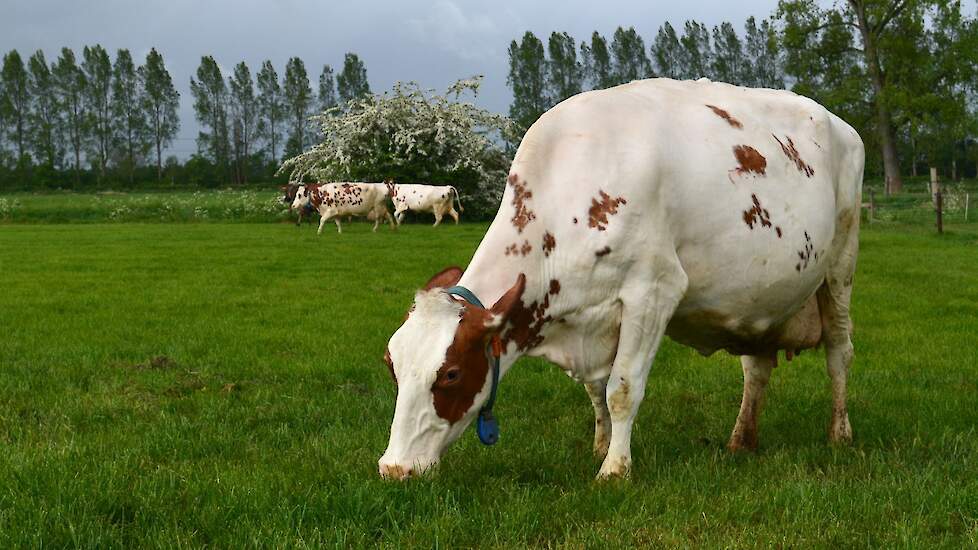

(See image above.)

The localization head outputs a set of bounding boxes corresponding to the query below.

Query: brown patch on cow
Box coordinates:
[431,274,527,424]
[742,194,778,235]
[773,134,815,177]
[432,303,493,423]
[505,240,532,256]
[587,191,627,231]
[508,174,536,233]
[549,279,561,295]
[730,145,767,182]
[795,231,817,272]
[595,246,612,257]
[502,277,562,352]
[542,231,556,257]
[519,240,532,256]
[608,380,631,416]
[385,179,397,197]
[504,243,518,256]
[705,104,743,129]
[383,348,396,384]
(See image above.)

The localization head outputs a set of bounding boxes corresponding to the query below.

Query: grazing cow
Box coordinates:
[379,78,863,480]
[292,182,395,234]
[280,183,318,227]
[387,181,463,226]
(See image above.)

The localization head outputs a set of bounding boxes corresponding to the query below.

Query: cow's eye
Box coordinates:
[442,367,462,385]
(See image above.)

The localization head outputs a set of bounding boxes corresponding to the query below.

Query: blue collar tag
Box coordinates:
[445,285,501,446]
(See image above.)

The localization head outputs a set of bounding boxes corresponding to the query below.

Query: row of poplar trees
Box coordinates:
[189,52,370,186]
[509,1,978,193]
[0,47,371,188]
[0,46,179,187]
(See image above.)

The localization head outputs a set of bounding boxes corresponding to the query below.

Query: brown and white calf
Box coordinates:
[380,78,864,480]
[387,181,463,226]
[291,182,395,234]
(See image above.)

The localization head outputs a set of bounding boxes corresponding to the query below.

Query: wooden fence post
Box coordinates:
[936,191,943,234]
[869,188,875,223]
[930,168,940,206]
[966,193,970,222]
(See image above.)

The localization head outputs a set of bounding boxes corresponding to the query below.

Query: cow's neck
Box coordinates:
[458,228,556,375]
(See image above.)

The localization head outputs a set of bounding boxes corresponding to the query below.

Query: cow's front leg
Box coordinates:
[395,210,405,226]
[598,269,686,480]
[372,215,380,232]
[728,354,775,452]
[317,213,330,235]
[584,379,611,458]
[334,218,343,233]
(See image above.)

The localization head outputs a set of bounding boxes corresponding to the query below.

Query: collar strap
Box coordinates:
[445,285,501,446]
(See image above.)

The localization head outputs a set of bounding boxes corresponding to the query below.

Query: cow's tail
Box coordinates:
[449,186,464,213]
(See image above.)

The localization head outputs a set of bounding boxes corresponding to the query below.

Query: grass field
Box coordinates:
[1,220,977,547]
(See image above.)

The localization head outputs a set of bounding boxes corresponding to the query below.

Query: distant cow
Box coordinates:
[280,183,318,227]
[387,181,463,226]
[292,182,395,234]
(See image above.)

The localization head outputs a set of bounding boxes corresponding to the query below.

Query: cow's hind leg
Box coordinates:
[818,213,859,444]
[449,208,459,224]
[432,212,443,227]
[598,262,687,479]
[584,379,611,458]
[728,354,776,452]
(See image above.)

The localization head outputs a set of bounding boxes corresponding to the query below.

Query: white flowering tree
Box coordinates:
[278,76,516,217]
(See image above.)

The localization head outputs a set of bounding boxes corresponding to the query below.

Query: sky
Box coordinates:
[3,0,784,158]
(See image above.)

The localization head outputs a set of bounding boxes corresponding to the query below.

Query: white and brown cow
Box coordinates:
[379,78,864,480]
[291,182,395,234]
[386,181,463,226]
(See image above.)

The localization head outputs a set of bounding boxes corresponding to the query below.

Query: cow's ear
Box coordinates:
[423,266,464,290]
[486,273,526,330]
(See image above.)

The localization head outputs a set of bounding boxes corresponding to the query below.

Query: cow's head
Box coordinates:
[379,267,525,480]
[291,185,311,210]
[280,183,299,206]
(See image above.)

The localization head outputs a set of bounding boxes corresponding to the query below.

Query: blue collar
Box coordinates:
[445,285,501,446]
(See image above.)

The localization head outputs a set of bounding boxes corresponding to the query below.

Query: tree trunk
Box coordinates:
[156,138,162,182]
[851,0,903,194]
[910,132,917,177]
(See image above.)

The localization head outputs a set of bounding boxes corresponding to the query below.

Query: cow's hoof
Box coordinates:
[726,424,759,453]
[596,455,630,480]
[829,413,853,444]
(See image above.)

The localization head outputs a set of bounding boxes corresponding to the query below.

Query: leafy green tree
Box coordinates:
[611,26,653,85]
[580,32,614,89]
[190,55,228,179]
[778,0,946,193]
[680,21,713,80]
[28,50,61,169]
[744,17,784,88]
[256,60,283,163]
[53,48,88,185]
[547,32,583,104]
[712,22,747,84]
[229,61,259,184]
[82,45,112,180]
[318,64,338,113]
[140,48,179,182]
[283,57,312,157]
[507,31,549,134]
[337,53,371,105]
[111,49,147,184]
[2,50,30,162]
[652,22,685,79]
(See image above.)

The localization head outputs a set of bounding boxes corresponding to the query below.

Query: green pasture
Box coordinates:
[0,216,976,547]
